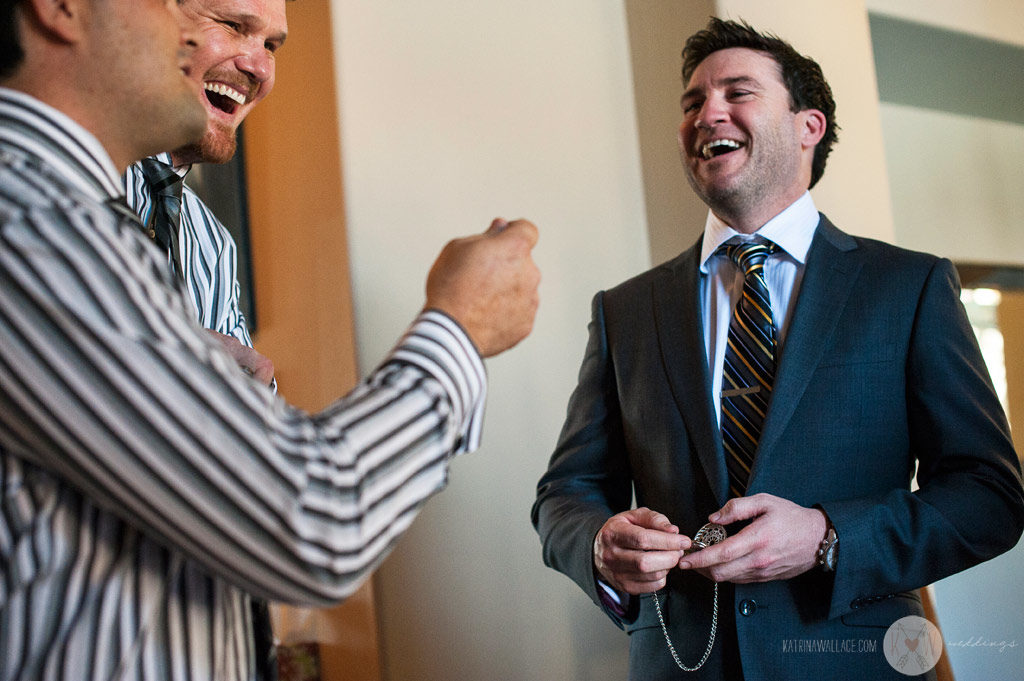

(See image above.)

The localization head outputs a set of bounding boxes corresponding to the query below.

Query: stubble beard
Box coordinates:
[173,119,238,166]
[684,135,801,228]
[685,162,756,222]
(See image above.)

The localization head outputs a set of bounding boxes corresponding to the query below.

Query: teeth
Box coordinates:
[701,139,741,160]
[203,82,246,106]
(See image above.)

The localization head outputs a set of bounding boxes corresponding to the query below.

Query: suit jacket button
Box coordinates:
[739,599,757,617]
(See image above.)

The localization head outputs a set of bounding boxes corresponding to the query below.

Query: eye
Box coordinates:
[219,19,242,31]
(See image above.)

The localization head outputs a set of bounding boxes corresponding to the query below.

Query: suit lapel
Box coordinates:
[651,240,729,506]
[750,216,861,487]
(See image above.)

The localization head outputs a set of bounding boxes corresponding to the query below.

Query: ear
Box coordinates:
[21,0,86,44]
[798,108,827,150]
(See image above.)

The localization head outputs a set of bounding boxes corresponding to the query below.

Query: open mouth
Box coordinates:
[203,82,246,115]
[700,139,743,160]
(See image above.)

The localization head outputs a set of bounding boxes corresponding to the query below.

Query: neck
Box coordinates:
[711,187,809,235]
[3,76,134,175]
[168,151,192,171]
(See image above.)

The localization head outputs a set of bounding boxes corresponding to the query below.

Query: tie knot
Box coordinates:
[140,158,184,197]
[719,240,775,273]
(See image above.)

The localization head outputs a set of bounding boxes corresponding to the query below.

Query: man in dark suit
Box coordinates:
[532,18,1024,680]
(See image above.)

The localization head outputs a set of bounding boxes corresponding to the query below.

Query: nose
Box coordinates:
[173,1,200,53]
[237,45,274,85]
[695,96,728,130]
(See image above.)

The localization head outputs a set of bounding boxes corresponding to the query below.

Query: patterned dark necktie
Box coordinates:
[139,158,185,280]
[718,240,777,497]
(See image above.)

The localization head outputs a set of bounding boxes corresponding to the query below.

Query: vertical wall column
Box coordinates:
[243,0,382,679]
[624,0,717,264]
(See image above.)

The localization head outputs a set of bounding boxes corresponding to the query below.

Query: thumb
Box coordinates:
[486,217,510,235]
[498,218,539,249]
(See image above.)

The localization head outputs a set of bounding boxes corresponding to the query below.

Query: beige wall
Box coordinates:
[331,2,649,679]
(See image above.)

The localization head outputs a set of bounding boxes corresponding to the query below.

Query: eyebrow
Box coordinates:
[231,10,289,45]
[681,75,762,103]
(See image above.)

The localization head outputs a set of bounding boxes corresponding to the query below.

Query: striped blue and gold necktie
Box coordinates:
[718,240,777,498]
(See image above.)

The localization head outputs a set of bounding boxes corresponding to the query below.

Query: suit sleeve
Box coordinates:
[820,258,1024,619]
[531,291,636,626]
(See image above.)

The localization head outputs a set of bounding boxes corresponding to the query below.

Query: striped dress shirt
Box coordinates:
[0,87,486,681]
[123,154,251,345]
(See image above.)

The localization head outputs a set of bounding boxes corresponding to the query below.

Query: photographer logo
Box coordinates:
[883,615,943,675]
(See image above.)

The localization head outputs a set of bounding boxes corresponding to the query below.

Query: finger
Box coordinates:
[601,551,679,578]
[251,357,275,386]
[675,556,732,583]
[629,507,679,534]
[627,549,686,576]
[709,494,767,526]
[619,573,671,594]
[678,535,745,572]
[613,526,689,553]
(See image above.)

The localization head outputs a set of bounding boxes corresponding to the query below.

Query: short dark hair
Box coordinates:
[0,0,297,80]
[682,17,838,189]
[0,0,23,80]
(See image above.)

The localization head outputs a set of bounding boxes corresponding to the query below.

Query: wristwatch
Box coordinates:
[816,516,839,572]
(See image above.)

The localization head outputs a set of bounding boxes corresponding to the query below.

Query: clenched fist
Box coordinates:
[425,218,540,357]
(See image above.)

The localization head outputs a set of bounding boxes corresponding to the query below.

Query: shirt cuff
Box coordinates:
[597,577,632,617]
[388,310,487,454]
[598,573,634,622]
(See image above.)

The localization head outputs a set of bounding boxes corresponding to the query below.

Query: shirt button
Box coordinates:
[739,599,757,617]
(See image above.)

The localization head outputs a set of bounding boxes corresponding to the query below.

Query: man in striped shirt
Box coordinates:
[0,2,540,681]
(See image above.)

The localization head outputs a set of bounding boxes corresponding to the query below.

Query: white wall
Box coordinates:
[880,104,1024,264]
[332,2,648,679]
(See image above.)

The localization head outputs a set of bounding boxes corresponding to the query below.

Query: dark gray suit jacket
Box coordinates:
[532,215,1024,680]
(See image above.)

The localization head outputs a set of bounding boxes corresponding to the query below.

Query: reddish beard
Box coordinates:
[173,118,238,166]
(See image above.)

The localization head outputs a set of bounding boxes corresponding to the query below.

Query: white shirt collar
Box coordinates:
[699,192,820,272]
[0,87,123,200]
[152,151,191,179]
